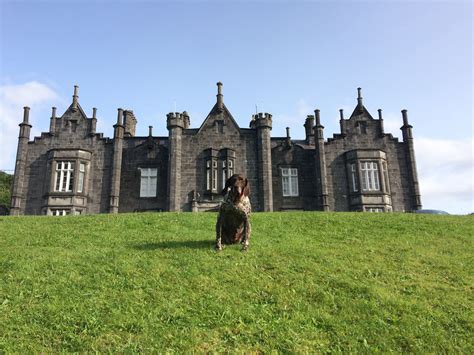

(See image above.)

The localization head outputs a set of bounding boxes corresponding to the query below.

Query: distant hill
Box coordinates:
[0,212,472,352]
[0,171,13,211]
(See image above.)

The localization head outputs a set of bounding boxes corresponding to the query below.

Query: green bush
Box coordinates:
[0,171,13,207]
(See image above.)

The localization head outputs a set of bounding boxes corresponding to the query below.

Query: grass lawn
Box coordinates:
[0,212,473,352]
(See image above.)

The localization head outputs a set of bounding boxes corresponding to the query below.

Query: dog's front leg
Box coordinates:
[241,215,250,252]
[215,214,223,251]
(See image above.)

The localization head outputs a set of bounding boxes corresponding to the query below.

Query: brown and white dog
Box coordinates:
[215,174,251,251]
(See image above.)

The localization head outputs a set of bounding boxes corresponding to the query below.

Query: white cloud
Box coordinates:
[272,98,312,138]
[416,137,473,214]
[0,81,60,172]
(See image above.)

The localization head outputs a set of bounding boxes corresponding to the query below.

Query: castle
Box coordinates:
[10,83,421,215]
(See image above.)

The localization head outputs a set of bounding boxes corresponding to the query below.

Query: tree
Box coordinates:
[0,171,13,208]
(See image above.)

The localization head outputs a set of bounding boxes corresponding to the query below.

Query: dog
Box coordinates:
[215,174,251,252]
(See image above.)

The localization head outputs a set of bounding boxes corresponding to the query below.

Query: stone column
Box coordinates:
[167,112,184,211]
[10,107,32,215]
[401,110,422,210]
[256,113,273,211]
[109,108,124,213]
[314,109,329,211]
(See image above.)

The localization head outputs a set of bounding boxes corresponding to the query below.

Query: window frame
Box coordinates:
[360,161,380,192]
[281,167,299,197]
[139,167,158,198]
[54,161,75,192]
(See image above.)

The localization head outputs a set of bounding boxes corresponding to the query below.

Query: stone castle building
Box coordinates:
[10,83,421,215]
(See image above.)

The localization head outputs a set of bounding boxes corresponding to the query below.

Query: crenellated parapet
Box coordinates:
[166,112,188,130]
[253,112,272,129]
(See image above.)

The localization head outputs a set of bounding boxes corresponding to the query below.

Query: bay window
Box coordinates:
[54,161,75,192]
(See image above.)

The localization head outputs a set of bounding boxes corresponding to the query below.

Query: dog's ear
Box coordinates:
[243,178,250,197]
[221,175,233,196]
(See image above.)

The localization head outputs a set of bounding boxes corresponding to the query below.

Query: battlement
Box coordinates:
[167,111,190,130]
[253,112,272,129]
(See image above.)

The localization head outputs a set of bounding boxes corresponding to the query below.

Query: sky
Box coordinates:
[0,0,472,214]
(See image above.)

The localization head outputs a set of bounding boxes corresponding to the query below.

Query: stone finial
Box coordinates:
[357,87,363,107]
[314,109,321,126]
[216,82,223,110]
[72,85,79,110]
[92,107,97,119]
[339,109,344,120]
[23,106,30,123]
[50,107,57,134]
[149,125,153,136]
[286,127,290,138]
[378,109,385,136]
[401,109,409,126]
[117,108,123,125]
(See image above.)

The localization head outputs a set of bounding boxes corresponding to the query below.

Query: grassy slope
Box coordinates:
[0,212,472,352]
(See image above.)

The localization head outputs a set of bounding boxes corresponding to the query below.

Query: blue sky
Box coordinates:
[0,0,472,213]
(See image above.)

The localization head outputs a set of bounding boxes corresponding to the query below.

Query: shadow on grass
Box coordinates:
[132,239,215,250]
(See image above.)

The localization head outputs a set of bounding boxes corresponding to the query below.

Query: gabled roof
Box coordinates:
[197,102,241,134]
[61,102,89,120]
[348,103,375,120]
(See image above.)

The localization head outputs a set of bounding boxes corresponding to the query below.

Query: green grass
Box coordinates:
[0,212,473,352]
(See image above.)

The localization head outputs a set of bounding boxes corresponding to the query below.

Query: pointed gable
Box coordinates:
[197,103,241,134]
[196,82,241,135]
[348,87,375,120]
[60,102,89,121]
[348,103,375,120]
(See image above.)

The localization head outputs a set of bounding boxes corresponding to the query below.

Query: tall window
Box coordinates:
[360,161,380,191]
[221,159,234,188]
[350,163,359,192]
[77,163,85,193]
[281,168,299,197]
[140,168,157,197]
[212,160,218,191]
[54,161,75,192]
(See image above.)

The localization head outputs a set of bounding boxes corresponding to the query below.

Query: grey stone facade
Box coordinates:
[10,83,422,215]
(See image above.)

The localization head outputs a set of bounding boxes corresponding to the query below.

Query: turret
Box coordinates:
[255,112,273,211]
[109,108,124,213]
[314,109,329,211]
[167,111,185,211]
[400,110,422,210]
[10,107,32,215]
[123,110,137,137]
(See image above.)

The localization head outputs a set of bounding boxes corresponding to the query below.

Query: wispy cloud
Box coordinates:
[416,137,473,214]
[272,98,312,138]
[0,81,60,172]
